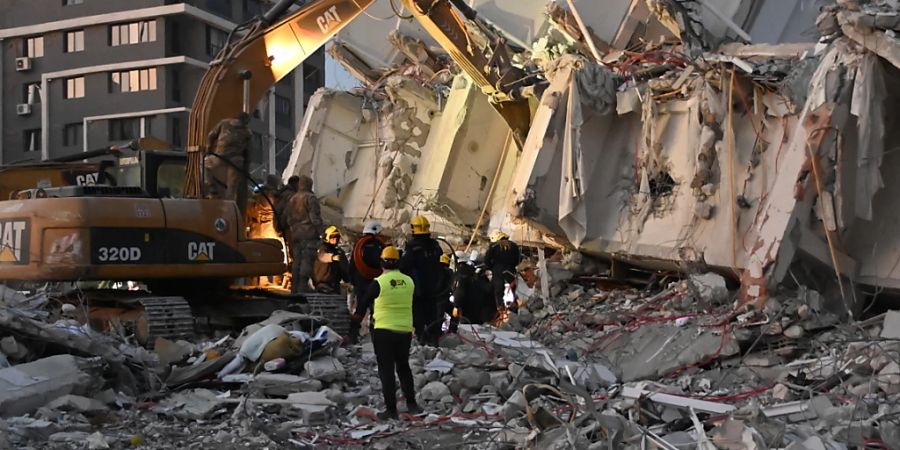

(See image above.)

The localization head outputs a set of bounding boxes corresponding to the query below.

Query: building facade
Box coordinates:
[0,0,323,176]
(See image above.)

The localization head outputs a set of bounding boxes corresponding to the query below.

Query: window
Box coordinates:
[110,68,157,93]
[63,123,83,147]
[169,22,180,53]
[22,83,40,103]
[23,36,44,58]
[110,20,156,46]
[63,0,83,5]
[65,77,85,99]
[206,26,227,57]
[170,69,181,102]
[109,118,140,141]
[24,129,41,152]
[65,30,84,53]
[275,95,291,127]
[171,117,183,147]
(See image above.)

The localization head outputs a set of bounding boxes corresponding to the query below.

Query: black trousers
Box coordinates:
[412,296,438,343]
[373,329,416,412]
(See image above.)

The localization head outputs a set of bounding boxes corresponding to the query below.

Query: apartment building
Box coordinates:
[0,0,324,176]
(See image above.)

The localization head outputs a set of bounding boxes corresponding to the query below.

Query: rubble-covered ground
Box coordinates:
[2,262,900,449]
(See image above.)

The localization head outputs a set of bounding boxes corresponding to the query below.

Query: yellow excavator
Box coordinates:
[0,0,538,344]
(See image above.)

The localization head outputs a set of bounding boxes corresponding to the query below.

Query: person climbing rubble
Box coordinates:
[285,175,323,293]
[204,112,251,200]
[313,225,349,294]
[348,220,389,344]
[399,215,444,345]
[357,246,423,420]
[484,231,521,314]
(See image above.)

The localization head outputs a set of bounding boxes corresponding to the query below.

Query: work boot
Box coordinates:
[406,403,423,415]
[377,409,398,421]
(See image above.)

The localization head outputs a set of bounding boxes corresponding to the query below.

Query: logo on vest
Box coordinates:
[389,278,408,288]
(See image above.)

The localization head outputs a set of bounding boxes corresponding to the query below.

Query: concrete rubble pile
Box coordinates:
[4,267,900,448]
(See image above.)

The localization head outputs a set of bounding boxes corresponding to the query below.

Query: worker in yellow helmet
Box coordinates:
[356,246,423,420]
[312,225,348,293]
[399,215,444,345]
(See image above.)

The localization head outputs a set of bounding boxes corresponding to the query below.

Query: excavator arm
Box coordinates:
[185,0,535,198]
[185,0,376,198]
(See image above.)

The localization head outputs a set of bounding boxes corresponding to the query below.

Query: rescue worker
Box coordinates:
[247,175,282,286]
[484,231,521,314]
[313,226,349,293]
[348,220,388,344]
[275,176,300,237]
[205,112,251,200]
[452,253,495,324]
[423,253,455,340]
[399,215,444,345]
[285,175,323,293]
[358,246,422,419]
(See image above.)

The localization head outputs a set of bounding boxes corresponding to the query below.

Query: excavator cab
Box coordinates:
[114,150,187,199]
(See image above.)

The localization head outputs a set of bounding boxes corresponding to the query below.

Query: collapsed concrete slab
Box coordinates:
[0,355,103,417]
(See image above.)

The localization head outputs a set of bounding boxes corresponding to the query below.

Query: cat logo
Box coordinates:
[0,219,29,265]
[315,6,342,34]
[188,242,216,262]
[75,172,100,186]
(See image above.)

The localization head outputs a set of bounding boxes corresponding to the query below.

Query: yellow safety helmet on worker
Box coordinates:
[410,215,430,235]
[324,225,341,242]
[490,230,509,243]
[439,253,451,266]
[381,246,401,261]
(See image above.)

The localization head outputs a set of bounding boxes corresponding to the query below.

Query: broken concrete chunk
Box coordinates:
[287,392,336,425]
[251,373,323,396]
[159,389,224,420]
[0,336,29,361]
[457,367,491,390]
[48,431,91,444]
[502,390,528,420]
[304,356,346,382]
[421,381,451,402]
[878,362,900,394]
[0,355,102,418]
[690,273,729,304]
[881,310,900,340]
[44,395,109,415]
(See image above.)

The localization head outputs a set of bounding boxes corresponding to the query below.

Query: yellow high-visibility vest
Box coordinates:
[373,270,414,333]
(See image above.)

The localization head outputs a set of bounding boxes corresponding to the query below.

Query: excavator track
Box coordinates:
[136,297,195,344]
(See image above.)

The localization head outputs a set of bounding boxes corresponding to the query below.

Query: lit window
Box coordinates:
[110,68,157,93]
[65,30,84,53]
[24,36,44,58]
[110,20,156,46]
[65,77,85,99]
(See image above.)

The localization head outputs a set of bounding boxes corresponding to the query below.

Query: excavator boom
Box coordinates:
[185,0,376,198]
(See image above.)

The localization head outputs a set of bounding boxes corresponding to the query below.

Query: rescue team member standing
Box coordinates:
[484,231,521,313]
[285,175,323,293]
[348,220,388,344]
[399,216,444,345]
[313,226,349,293]
[357,246,423,420]
[205,112,251,200]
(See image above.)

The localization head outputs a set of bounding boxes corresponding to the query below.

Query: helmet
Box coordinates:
[410,215,430,235]
[324,225,341,240]
[381,246,401,261]
[490,230,509,243]
[363,220,383,235]
[440,254,451,265]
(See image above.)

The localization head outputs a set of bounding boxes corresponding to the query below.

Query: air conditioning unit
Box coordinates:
[15,57,32,72]
[16,103,32,116]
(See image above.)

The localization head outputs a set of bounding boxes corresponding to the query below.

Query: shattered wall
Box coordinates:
[284,76,519,238]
